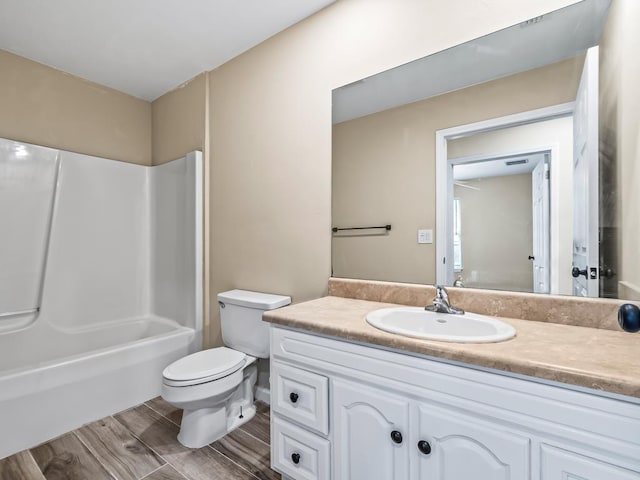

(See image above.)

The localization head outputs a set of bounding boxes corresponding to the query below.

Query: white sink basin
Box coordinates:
[366,307,516,343]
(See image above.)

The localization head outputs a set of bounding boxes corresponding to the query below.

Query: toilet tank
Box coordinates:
[217,289,291,358]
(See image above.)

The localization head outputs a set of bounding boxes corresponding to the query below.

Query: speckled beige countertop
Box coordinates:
[264,296,640,399]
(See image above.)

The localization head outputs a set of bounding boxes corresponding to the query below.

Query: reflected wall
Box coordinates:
[599,0,640,300]
[332,58,582,284]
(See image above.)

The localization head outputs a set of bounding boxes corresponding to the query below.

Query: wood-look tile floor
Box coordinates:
[0,399,280,480]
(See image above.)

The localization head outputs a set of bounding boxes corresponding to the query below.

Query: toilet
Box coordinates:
[161,289,291,448]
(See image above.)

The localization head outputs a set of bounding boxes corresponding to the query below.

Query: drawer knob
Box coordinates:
[289,392,299,403]
[390,430,403,444]
[417,440,432,455]
[291,452,301,464]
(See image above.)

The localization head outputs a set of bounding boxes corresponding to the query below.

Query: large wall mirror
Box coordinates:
[332,0,640,300]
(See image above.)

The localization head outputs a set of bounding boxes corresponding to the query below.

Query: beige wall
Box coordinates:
[600,0,640,300]
[332,58,581,286]
[151,73,207,165]
[202,0,575,343]
[448,116,574,295]
[454,174,533,292]
[1,49,213,343]
[204,0,581,346]
[0,49,151,165]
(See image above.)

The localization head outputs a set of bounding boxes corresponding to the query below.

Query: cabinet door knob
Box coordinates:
[390,430,403,444]
[291,452,301,464]
[417,440,432,455]
[289,392,299,403]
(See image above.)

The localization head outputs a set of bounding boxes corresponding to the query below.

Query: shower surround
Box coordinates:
[0,138,202,459]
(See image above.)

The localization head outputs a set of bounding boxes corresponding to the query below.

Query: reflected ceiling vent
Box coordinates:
[520,15,546,27]
[505,159,529,166]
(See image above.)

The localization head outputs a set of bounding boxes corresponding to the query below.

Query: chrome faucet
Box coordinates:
[425,285,464,314]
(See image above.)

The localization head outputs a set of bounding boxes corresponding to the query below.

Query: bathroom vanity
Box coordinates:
[265,296,640,480]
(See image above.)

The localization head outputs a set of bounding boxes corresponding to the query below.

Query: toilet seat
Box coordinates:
[162,347,246,387]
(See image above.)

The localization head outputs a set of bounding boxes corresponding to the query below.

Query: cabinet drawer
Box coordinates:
[272,361,329,435]
[540,445,640,479]
[272,415,330,480]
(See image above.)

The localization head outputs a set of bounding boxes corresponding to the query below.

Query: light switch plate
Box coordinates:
[418,229,433,244]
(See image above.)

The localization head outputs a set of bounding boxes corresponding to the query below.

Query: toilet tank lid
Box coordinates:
[217,289,291,310]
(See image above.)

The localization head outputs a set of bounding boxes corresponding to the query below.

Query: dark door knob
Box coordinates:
[528,255,535,260]
[390,430,403,444]
[291,452,301,464]
[289,392,299,403]
[600,267,616,279]
[417,440,432,455]
[572,267,588,278]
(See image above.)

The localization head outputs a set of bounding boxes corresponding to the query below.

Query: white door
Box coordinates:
[417,403,530,480]
[573,46,600,297]
[332,379,410,480]
[532,158,550,293]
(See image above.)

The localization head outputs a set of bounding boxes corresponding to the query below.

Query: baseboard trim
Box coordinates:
[255,386,270,404]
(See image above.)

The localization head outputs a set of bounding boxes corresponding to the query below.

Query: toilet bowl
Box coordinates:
[161,289,290,448]
[162,347,257,447]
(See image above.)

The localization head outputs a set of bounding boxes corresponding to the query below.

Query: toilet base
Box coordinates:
[173,361,259,448]
[178,406,227,447]
[177,403,256,447]
[226,403,256,435]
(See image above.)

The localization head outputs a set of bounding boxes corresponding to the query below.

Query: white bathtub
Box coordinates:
[0,316,196,459]
[0,143,202,459]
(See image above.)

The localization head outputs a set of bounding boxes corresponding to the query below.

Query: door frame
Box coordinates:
[435,102,575,287]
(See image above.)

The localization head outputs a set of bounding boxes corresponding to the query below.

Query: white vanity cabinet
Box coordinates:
[269,326,640,480]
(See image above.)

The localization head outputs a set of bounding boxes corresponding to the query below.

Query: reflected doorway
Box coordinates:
[435,103,576,295]
[450,150,551,293]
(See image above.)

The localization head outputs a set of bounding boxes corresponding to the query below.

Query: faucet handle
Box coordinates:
[429,285,464,314]
[435,285,449,302]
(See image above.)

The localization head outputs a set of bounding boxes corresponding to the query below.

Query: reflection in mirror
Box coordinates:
[332,0,640,300]
[447,116,572,294]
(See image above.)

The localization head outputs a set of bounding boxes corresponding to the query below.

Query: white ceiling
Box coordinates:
[0,0,335,101]
[453,152,547,181]
[333,0,610,124]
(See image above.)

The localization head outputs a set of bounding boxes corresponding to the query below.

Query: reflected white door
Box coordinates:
[532,158,550,293]
[572,46,600,297]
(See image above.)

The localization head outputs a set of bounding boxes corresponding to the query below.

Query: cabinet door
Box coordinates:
[540,445,640,480]
[332,379,410,480]
[417,403,530,480]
